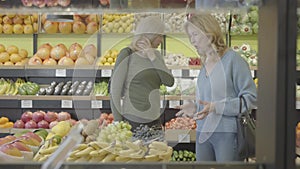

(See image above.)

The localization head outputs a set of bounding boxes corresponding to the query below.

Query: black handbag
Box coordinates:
[237,95,256,161]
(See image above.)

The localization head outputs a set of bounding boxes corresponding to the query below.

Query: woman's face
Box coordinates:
[151,35,163,48]
[186,25,212,56]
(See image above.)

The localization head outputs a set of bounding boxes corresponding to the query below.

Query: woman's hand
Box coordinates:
[136,37,152,50]
[175,100,196,118]
[136,36,156,61]
[194,100,215,120]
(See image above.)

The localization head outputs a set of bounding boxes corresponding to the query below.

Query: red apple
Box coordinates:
[13,120,25,128]
[24,120,37,129]
[37,120,49,129]
[21,111,33,123]
[57,111,71,121]
[32,111,45,122]
[44,111,58,123]
[49,121,58,129]
[108,113,114,121]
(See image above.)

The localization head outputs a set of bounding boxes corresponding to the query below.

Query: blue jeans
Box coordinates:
[196,132,240,162]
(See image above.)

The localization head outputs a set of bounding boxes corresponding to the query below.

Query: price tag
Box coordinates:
[169,100,180,108]
[189,69,200,77]
[297,101,300,109]
[91,100,102,108]
[178,134,190,143]
[251,70,255,78]
[160,100,164,108]
[171,69,182,77]
[61,100,72,108]
[21,100,32,108]
[56,69,66,77]
[101,69,112,77]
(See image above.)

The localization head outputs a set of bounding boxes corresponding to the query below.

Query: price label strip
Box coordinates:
[61,100,72,108]
[91,100,102,108]
[21,100,32,108]
[169,100,180,108]
[55,69,66,77]
[101,69,112,77]
[172,69,182,77]
[178,134,191,143]
[189,69,200,77]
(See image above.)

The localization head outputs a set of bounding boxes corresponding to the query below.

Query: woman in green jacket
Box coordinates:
[110,16,175,130]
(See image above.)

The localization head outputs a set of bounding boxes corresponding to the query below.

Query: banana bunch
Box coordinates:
[146,141,173,162]
[66,141,114,162]
[33,135,62,162]
[0,78,18,95]
[15,78,25,89]
[66,139,173,163]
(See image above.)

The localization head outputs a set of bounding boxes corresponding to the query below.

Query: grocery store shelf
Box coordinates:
[0,95,92,100]
[0,163,259,169]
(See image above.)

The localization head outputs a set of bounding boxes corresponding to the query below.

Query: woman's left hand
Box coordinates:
[194,100,215,120]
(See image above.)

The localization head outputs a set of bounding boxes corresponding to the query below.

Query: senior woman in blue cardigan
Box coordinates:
[176,13,257,162]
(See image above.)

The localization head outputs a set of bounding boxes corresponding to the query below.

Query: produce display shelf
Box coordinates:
[0,162,259,169]
[0,95,92,101]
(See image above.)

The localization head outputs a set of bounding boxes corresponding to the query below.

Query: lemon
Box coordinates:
[107,57,114,64]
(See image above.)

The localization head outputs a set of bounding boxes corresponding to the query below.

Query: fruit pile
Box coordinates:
[171,150,196,161]
[231,6,259,35]
[93,81,109,96]
[211,12,228,33]
[296,122,300,147]
[0,130,46,162]
[38,80,93,96]
[0,14,38,34]
[0,117,13,128]
[165,117,196,130]
[189,57,201,66]
[164,53,190,66]
[232,43,258,66]
[102,14,134,33]
[132,124,164,143]
[97,49,119,66]
[253,78,258,88]
[98,113,114,127]
[33,121,72,162]
[0,78,39,96]
[0,44,29,66]
[30,43,97,66]
[164,13,185,33]
[17,80,40,95]
[21,0,72,8]
[41,14,99,34]
[13,110,76,129]
[66,140,172,162]
[96,121,132,143]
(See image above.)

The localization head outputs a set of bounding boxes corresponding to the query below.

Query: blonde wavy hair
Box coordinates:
[184,13,227,57]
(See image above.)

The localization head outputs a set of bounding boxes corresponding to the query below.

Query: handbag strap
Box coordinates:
[239,95,250,161]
